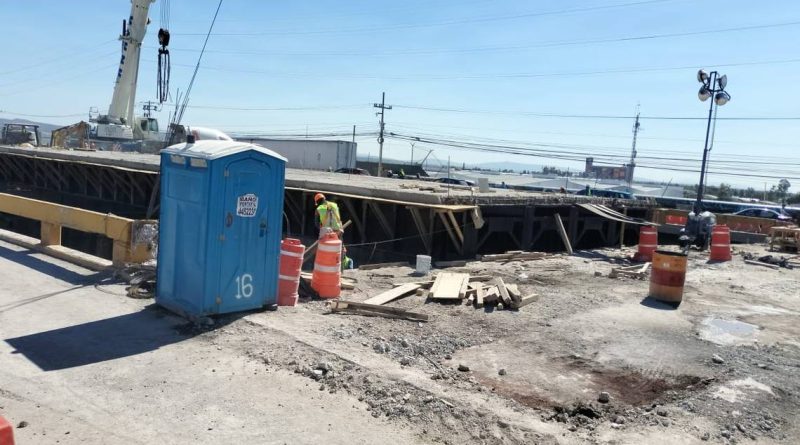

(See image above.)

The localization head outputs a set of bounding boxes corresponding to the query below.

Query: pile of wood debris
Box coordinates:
[328,270,536,321]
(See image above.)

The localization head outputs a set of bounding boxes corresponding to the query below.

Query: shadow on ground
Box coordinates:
[5,305,242,371]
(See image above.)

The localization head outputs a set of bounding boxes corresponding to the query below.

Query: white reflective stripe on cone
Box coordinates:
[640,244,657,248]
[280,250,304,258]
[314,264,341,273]
[711,245,729,248]
[278,274,300,281]
[317,244,341,253]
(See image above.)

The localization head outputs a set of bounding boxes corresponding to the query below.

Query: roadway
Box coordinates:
[0,240,419,444]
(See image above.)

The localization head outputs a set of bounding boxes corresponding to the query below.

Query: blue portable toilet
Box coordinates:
[156,140,287,318]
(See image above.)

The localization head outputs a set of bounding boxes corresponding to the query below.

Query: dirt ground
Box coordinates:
[2,240,799,444]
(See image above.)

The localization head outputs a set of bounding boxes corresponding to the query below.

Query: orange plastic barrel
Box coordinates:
[649,250,688,305]
[312,233,341,299]
[0,415,14,445]
[278,238,305,306]
[634,225,658,262]
[709,225,732,261]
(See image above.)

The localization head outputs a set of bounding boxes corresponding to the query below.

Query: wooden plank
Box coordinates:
[358,261,410,270]
[475,284,485,308]
[554,213,573,255]
[431,272,470,299]
[505,283,522,304]
[458,277,470,299]
[744,259,779,270]
[468,275,492,282]
[483,286,499,304]
[362,283,421,306]
[329,300,429,322]
[513,293,539,309]
[435,260,468,268]
[493,278,512,306]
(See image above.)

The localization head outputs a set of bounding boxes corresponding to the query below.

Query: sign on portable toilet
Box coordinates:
[156,140,287,318]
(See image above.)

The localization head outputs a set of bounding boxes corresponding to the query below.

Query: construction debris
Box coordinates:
[609,262,651,279]
[328,300,429,322]
[430,272,470,300]
[362,283,421,305]
[358,261,411,270]
[742,252,795,269]
[479,251,549,262]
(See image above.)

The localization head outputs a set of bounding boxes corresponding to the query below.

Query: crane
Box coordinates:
[93,0,159,142]
[51,0,229,150]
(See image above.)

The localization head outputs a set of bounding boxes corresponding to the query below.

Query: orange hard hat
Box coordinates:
[314,193,326,204]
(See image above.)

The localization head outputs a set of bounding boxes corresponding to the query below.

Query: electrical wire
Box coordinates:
[165,0,223,144]
[392,105,800,121]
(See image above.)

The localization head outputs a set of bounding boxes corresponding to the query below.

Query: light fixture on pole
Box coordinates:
[693,69,730,213]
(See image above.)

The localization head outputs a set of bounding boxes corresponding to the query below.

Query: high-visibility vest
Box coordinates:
[317,202,342,230]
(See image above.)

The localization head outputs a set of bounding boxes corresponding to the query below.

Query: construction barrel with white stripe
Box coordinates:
[634,225,658,262]
[709,225,732,261]
[312,232,342,299]
[278,238,305,306]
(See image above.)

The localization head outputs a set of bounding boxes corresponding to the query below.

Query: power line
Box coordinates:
[153,56,800,81]
[385,132,800,180]
[166,20,800,55]
[392,105,800,121]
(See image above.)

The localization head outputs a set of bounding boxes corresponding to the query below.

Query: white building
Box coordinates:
[233,138,356,171]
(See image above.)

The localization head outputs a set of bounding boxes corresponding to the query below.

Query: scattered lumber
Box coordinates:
[430,272,470,300]
[511,293,539,309]
[328,300,429,322]
[435,260,469,268]
[554,214,573,255]
[475,284,485,308]
[609,262,650,279]
[362,283,421,306]
[479,251,548,262]
[492,277,512,306]
[744,259,780,270]
[359,261,410,270]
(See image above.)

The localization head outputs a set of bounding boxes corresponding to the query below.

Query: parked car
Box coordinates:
[575,189,635,199]
[436,177,475,186]
[733,208,792,220]
[334,167,370,176]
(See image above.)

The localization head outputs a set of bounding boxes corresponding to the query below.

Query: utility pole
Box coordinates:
[410,142,415,164]
[373,92,392,177]
[352,125,356,143]
[627,105,640,187]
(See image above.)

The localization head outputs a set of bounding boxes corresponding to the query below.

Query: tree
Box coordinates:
[778,179,791,205]
[717,183,733,200]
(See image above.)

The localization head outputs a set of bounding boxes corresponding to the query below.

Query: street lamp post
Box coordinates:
[694,69,731,213]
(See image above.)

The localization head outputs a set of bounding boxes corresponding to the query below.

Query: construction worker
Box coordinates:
[314,193,343,239]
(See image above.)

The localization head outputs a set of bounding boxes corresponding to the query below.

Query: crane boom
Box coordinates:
[105,0,155,126]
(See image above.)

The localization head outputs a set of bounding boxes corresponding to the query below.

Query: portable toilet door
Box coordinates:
[216,155,279,313]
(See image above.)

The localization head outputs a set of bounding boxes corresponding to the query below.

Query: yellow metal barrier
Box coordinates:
[0,192,155,267]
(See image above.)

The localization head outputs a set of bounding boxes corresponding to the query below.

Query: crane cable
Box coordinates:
[157,0,171,103]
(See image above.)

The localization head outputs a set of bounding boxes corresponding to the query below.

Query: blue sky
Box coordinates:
[1,0,798,189]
